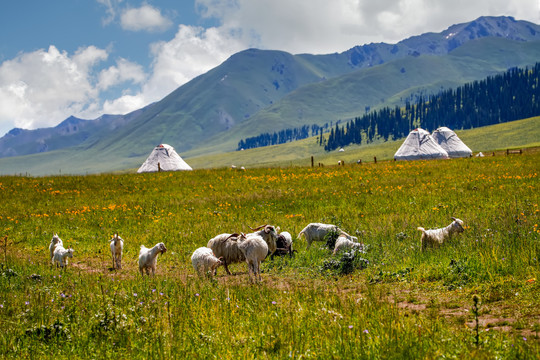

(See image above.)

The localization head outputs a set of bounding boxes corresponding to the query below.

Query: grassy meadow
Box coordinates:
[0,150,539,358]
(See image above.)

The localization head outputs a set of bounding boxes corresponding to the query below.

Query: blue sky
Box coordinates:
[0,0,538,136]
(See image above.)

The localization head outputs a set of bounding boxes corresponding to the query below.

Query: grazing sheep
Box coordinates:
[138,242,167,276]
[52,245,74,269]
[109,233,124,269]
[236,233,268,283]
[191,247,223,278]
[49,234,63,262]
[207,233,245,275]
[333,235,365,255]
[418,217,465,250]
[271,230,295,259]
[298,223,358,249]
[248,224,278,255]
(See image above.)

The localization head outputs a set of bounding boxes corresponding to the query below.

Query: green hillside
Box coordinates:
[185,116,540,170]
[197,38,540,155]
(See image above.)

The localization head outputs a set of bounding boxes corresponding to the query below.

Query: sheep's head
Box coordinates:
[111,233,123,243]
[451,217,465,233]
[157,242,167,254]
[67,248,74,258]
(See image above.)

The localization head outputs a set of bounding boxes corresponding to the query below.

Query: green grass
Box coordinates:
[0,150,539,358]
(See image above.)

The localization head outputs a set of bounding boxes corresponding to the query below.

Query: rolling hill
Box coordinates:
[0,16,539,175]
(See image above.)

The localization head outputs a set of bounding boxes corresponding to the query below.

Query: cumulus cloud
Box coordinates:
[195,0,540,53]
[0,45,108,131]
[120,4,173,32]
[98,58,146,90]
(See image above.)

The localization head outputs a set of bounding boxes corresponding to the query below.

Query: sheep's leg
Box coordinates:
[256,260,262,282]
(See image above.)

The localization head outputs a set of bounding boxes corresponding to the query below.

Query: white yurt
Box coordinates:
[394,128,449,161]
[137,144,192,173]
[432,127,472,158]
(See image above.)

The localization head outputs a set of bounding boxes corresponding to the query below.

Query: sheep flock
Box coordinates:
[44,217,464,282]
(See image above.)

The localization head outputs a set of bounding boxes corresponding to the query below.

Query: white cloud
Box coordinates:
[0,45,108,131]
[98,58,146,90]
[120,4,173,32]
[195,0,540,53]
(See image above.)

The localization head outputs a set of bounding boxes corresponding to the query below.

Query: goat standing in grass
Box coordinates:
[418,217,465,250]
[109,233,124,269]
[53,245,74,269]
[138,242,167,276]
[191,247,223,278]
[236,233,268,283]
[49,234,63,262]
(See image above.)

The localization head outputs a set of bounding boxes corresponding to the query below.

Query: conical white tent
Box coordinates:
[394,128,449,161]
[137,144,192,173]
[432,127,472,158]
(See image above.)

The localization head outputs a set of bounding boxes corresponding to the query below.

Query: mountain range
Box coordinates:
[1,16,539,175]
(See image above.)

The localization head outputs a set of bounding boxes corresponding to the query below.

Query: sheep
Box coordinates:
[333,235,365,255]
[298,223,358,249]
[248,224,278,255]
[207,233,245,275]
[271,230,296,259]
[191,247,223,278]
[417,217,465,250]
[236,233,268,283]
[138,242,167,276]
[52,245,74,269]
[48,234,63,262]
[109,233,124,269]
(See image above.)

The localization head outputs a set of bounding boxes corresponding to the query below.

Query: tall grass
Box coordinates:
[0,152,538,358]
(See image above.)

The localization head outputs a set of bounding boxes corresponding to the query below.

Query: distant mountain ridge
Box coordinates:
[0,16,539,174]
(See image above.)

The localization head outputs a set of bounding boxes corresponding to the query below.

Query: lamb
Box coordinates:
[207,233,245,275]
[298,223,358,249]
[271,230,296,259]
[52,245,74,269]
[417,217,465,250]
[48,234,63,262]
[109,233,124,269]
[191,247,223,278]
[138,242,167,276]
[236,233,268,283]
[333,235,365,255]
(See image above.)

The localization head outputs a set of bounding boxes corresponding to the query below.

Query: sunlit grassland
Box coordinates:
[0,151,539,358]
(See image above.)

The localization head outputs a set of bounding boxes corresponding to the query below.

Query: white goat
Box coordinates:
[109,233,124,269]
[207,233,245,275]
[298,223,358,248]
[248,224,278,255]
[207,224,278,275]
[333,235,365,255]
[49,234,63,262]
[191,247,223,278]
[52,245,74,269]
[138,242,167,276]
[236,233,268,283]
[417,217,465,250]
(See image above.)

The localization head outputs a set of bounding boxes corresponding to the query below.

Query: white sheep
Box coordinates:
[333,235,365,255]
[52,245,74,269]
[138,242,167,276]
[49,234,63,262]
[298,223,358,248]
[109,233,124,269]
[207,233,245,275]
[191,247,223,278]
[417,217,465,250]
[236,233,268,283]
